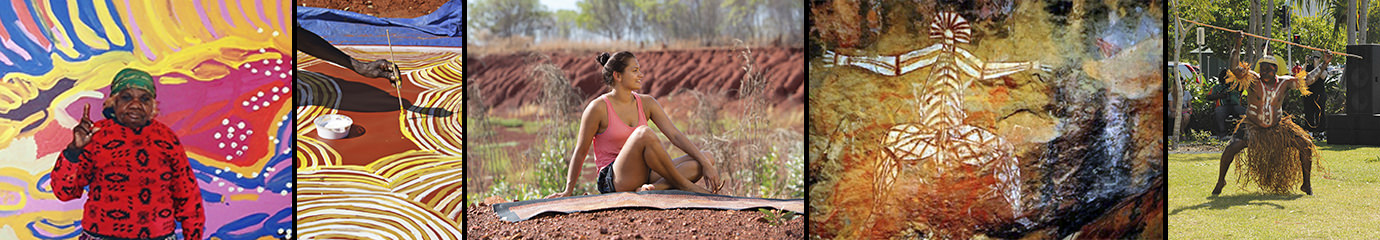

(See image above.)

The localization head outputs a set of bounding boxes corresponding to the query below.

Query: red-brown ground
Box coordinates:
[299,0,447,18]
[467,47,805,110]
[467,202,805,239]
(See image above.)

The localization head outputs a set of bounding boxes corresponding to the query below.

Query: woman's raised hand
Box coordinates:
[69,104,98,150]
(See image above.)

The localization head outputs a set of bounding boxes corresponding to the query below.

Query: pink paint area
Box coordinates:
[32,118,77,158]
[58,50,290,167]
[201,156,292,234]
[156,52,290,166]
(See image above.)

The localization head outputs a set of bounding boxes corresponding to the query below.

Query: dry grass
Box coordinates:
[530,53,583,130]
[466,80,491,136]
[465,79,509,199]
[732,39,772,196]
[686,40,803,198]
[1234,120,1317,194]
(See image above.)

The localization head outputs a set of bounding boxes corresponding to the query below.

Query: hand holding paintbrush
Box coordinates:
[349,58,401,83]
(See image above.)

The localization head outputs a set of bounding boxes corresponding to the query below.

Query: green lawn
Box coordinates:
[1169,144,1380,239]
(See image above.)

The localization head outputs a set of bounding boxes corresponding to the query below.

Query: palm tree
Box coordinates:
[1359,0,1369,43]
[1290,0,1328,16]
[1325,0,1367,44]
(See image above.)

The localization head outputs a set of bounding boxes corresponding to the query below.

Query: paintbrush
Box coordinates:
[388,29,404,114]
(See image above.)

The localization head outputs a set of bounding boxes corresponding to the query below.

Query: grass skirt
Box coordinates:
[1235,116,1318,194]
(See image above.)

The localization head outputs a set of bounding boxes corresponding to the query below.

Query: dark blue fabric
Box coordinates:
[597,165,616,194]
[295,0,462,46]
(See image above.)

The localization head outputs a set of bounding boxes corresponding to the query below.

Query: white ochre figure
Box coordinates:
[822,11,1047,215]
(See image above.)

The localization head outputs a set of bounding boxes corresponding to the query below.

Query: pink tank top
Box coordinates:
[592,94,647,170]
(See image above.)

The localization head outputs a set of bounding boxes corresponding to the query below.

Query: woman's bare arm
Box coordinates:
[643,96,706,161]
[548,98,605,198]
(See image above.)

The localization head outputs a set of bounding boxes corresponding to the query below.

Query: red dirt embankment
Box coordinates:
[300,0,447,18]
[466,47,805,110]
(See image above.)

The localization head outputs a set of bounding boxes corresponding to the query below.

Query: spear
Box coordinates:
[1178,17,1362,59]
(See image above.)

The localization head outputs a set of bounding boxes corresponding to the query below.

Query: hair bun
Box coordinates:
[597,52,611,66]
[597,51,635,86]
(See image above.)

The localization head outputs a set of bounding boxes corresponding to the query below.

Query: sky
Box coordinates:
[539,0,579,11]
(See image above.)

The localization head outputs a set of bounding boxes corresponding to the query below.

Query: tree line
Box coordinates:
[468,0,803,46]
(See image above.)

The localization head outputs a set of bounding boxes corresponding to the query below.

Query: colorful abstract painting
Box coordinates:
[294,47,463,240]
[0,1,291,239]
[294,4,463,239]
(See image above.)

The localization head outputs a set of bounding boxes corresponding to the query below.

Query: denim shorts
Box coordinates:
[597,166,616,194]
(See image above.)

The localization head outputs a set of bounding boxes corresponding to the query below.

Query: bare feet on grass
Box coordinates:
[1211,180,1226,196]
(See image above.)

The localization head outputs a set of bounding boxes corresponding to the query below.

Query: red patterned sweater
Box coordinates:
[52,119,204,240]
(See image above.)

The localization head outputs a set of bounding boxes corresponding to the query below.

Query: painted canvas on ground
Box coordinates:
[294,2,464,239]
[808,0,1164,238]
[0,1,291,239]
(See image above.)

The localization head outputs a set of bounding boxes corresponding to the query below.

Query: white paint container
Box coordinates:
[314,114,352,139]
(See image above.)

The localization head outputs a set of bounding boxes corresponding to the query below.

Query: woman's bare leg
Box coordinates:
[644,155,703,191]
[612,126,711,193]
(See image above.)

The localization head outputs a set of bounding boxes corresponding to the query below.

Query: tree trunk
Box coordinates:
[1173,14,1186,145]
[1249,0,1261,62]
[1348,0,1357,45]
[1360,0,1370,43]
[1265,0,1275,56]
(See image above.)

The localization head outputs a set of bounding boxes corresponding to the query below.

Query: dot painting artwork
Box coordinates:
[0,1,292,239]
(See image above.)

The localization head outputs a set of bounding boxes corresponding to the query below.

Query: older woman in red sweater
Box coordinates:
[51,68,205,240]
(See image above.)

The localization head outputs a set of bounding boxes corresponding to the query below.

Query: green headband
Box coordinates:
[111,68,156,96]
